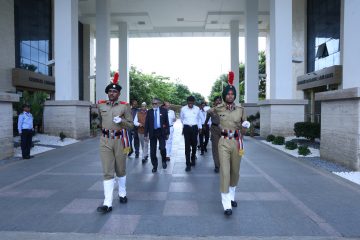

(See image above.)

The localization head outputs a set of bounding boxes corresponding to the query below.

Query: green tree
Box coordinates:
[208,51,266,102]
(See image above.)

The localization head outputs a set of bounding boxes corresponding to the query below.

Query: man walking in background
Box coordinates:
[128,99,140,158]
[163,101,176,161]
[180,96,203,172]
[204,96,222,173]
[144,98,170,173]
[134,102,149,163]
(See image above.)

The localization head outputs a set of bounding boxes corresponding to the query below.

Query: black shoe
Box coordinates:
[97,205,112,213]
[185,166,191,172]
[135,154,139,158]
[224,209,232,216]
[119,196,128,204]
[214,167,219,173]
[142,158,147,164]
[165,157,170,161]
[200,151,204,155]
[152,168,157,173]
[231,200,237,207]
[162,161,167,169]
[128,149,133,157]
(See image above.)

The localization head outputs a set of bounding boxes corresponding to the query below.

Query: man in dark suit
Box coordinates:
[144,98,170,173]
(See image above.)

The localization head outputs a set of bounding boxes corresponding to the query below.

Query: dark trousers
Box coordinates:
[129,128,140,154]
[199,124,210,152]
[150,129,166,168]
[183,125,198,166]
[21,129,32,158]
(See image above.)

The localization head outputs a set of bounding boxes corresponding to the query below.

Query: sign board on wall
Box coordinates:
[297,65,342,90]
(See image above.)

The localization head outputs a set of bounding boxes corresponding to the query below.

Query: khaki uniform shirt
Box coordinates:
[214,103,246,131]
[98,101,134,130]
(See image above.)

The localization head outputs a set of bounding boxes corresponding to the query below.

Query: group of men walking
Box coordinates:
[97,71,250,216]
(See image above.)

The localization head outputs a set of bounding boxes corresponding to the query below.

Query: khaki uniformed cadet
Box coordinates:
[96,72,134,214]
[215,71,250,216]
[204,96,222,173]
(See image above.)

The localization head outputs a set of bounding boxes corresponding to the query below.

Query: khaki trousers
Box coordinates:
[210,126,221,168]
[218,137,242,193]
[100,136,127,180]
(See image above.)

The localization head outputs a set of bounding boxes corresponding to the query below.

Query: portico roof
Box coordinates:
[78,0,270,37]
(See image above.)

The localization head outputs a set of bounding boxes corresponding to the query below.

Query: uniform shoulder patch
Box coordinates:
[97,99,107,104]
[120,101,128,105]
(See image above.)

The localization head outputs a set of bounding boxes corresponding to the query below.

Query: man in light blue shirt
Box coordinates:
[17,104,34,159]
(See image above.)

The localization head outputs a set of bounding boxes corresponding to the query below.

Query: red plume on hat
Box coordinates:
[113,72,119,85]
[228,71,234,86]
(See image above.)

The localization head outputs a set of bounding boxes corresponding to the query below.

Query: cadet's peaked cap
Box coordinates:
[222,71,237,101]
[105,72,122,93]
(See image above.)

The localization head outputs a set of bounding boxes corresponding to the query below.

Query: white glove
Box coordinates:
[242,120,251,128]
[113,116,122,124]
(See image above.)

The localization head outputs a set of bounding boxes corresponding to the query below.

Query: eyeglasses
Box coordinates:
[152,102,158,105]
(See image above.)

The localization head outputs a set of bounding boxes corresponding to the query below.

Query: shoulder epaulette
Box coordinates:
[97,99,107,104]
[120,101,128,105]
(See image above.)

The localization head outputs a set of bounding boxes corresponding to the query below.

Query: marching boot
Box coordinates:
[97,179,114,213]
[221,192,232,216]
[118,176,128,203]
[229,186,237,207]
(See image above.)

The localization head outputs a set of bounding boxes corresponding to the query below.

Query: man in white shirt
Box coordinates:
[163,101,176,161]
[180,96,203,172]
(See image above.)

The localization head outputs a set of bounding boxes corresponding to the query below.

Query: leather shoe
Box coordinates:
[224,209,232,216]
[152,168,157,173]
[214,167,219,173]
[142,158,148,164]
[231,200,237,207]
[185,166,191,172]
[119,196,128,204]
[97,205,112,213]
[200,151,204,155]
[128,149,133,156]
[165,157,170,161]
[135,154,139,158]
[162,161,167,169]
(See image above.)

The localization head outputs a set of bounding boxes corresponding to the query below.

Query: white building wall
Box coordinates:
[0,0,15,92]
[292,0,306,100]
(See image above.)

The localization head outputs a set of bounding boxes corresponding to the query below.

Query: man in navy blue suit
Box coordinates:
[144,98,170,173]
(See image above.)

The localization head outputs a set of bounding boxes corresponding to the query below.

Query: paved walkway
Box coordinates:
[1,121,360,240]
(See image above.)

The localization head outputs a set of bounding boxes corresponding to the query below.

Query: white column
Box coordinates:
[83,24,91,102]
[245,0,259,103]
[54,0,79,100]
[230,20,240,104]
[269,0,292,99]
[118,22,129,103]
[96,0,111,101]
[342,0,360,89]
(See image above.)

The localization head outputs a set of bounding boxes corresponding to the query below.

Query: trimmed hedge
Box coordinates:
[285,141,298,150]
[298,145,311,156]
[294,122,320,141]
[272,136,285,145]
[266,134,275,142]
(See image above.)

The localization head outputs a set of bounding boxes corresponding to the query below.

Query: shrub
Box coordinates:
[294,122,320,141]
[298,145,311,156]
[272,136,285,145]
[59,132,66,142]
[285,141,298,150]
[266,134,275,142]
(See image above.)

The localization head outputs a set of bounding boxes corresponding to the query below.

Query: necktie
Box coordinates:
[154,109,158,129]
